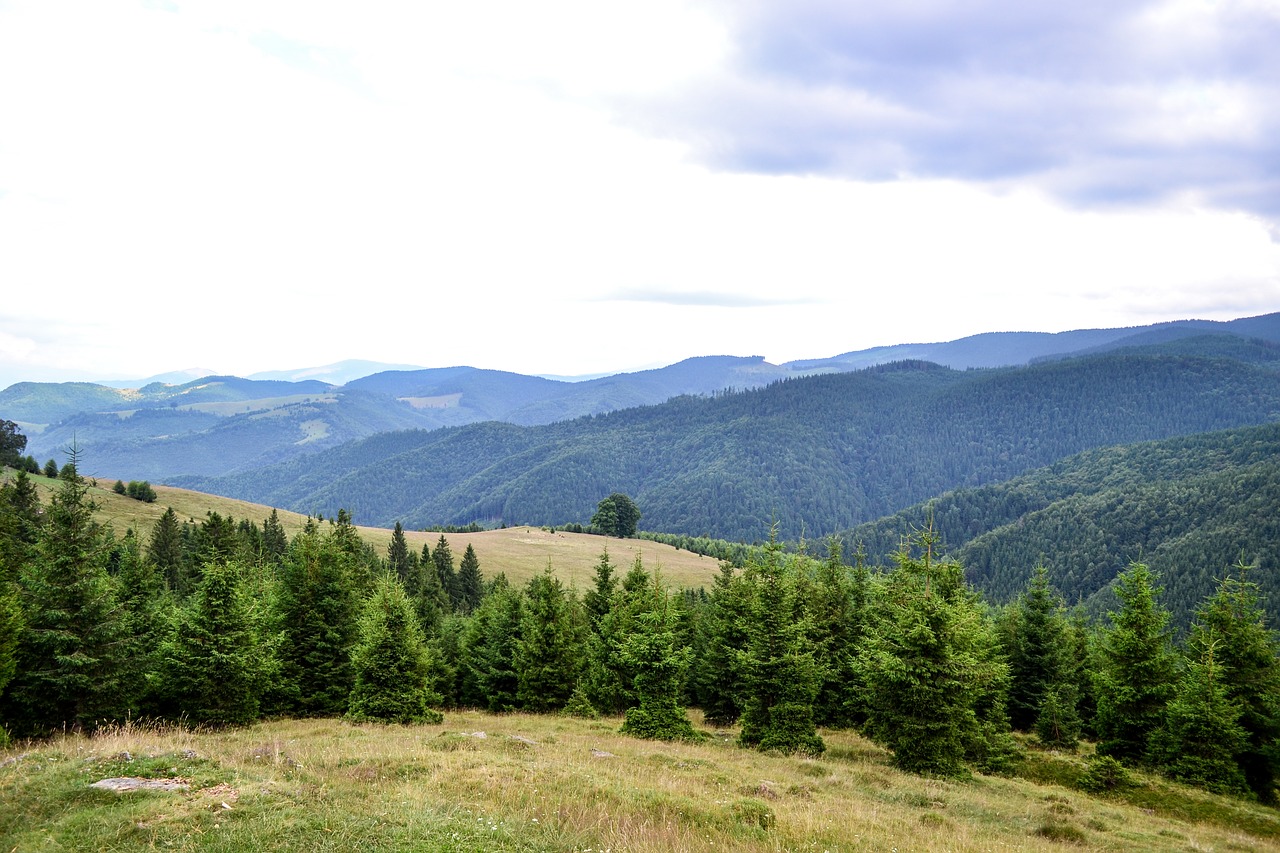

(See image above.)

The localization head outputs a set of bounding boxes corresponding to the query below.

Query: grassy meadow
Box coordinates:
[3,712,1278,852]
[4,471,721,591]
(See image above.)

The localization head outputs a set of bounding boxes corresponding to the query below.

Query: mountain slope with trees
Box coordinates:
[184,347,1280,543]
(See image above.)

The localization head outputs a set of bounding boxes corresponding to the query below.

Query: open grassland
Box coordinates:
[4,472,721,591]
[3,713,1277,852]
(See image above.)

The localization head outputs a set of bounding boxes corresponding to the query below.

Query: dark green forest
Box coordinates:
[2,461,1278,805]
[186,347,1280,542]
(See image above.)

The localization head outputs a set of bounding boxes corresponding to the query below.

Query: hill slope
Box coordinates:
[184,347,1280,542]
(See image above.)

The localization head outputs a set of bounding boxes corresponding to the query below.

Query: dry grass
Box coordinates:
[3,712,1277,852]
[3,472,721,591]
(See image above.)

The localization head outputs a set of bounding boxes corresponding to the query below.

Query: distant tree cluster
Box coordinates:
[113,480,157,503]
[1,452,1277,802]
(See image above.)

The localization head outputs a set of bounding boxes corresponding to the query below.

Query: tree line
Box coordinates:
[1,461,1277,804]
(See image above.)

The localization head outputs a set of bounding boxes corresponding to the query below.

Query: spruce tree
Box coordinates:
[620,573,700,741]
[1150,633,1249,795]
[147,507,186,593]
[515,565,580,712]
[456,544,484,615]
[433,535,460,610]
[458,574,523,711]
[583,554,650,714]
[1187,563,1280,802]
[737,536,824,755]
[347,574,443,724]
[859,532,1009,776]
[387,521,412,583]
[804,537,864,728]
[694,561,749,726]
[155,560,268,726]
[3,457,130,735]
[1005,566,1078,742]
[261,508,289,566]
[276,526,360,717]
[1093,562,1177,762]
[583,547,618,632]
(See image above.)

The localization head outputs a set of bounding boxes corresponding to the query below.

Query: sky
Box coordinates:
[1,0,1279,388]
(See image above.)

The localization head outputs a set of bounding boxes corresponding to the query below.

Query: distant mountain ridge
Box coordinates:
[3,312,1278,484]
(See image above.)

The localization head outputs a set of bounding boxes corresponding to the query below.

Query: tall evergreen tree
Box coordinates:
[456,544,484,615]
[694,561,750,726]
[859,531,1010,776]
[583,547,618,632]
[276,526,360,717]
[737,535,824,755]
[458,574,523,711]
[1004,566,1077,739]
[155,560,268,726]
[620,572,700,741]
[387,522,412,583]
[432,535,459,610]
[515,565,581,712]
[261,509,289,566]
[582,554,651,714]
[1093,561,1177,763]
[804,537,865,728]
[1150,633,1249,795]
[147,507,186,593]
[1186,562,1280,802]
[2,456,130,735]
[347,574,444,724]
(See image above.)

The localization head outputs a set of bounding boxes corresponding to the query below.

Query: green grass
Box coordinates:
[3,714,1277,852]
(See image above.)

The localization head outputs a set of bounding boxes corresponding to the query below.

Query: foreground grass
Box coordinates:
[3,712,1276,852]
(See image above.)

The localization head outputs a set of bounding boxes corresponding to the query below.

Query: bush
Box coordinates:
[1078,754,1132,794]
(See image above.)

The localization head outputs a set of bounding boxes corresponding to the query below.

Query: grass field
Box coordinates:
[2,712,1277,852]
[4,472,722,591]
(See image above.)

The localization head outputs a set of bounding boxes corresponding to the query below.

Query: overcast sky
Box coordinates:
[2,0,1278,388]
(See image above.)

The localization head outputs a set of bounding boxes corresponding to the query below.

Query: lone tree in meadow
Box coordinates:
[592,493,641,538]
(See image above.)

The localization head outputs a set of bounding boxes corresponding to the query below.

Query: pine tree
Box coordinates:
[458,574,523,711]
[456,544,484,615]
[1187,562,1280,802]
[583,547,618,632]
[433,535,459,610]
[147,507,186,593]
[2,456,130,735]
[1005,566,1078,742]
[737,535,824,755]
[859,531,1009,776]
[620,572,700,741]
[694,561,749,726]
[515,565,580,712]
[1150,633,1249,795]
[261,508,289,566]
[387,522,412,583]
[804,537,864,728]
[276,525,360,717]
[1093,562,1177,763]
[582,554,650,714]
[347,574,443,725]
[155,560,268,726]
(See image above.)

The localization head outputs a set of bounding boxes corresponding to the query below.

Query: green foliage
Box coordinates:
[432,535,459,611]
[1093,562,1177,762]
[737,536,824,756]
[2,455,130,735]
[1183,563,1280,801]
[276,525,361,717]
[347,574,443,725]
[619,574,701,742]
[694,562,750,726]
[124,480,157,502]
[592,492,641,538]
[1150,634,1250,795]
[860,530,1010,776]
[458,574,523,712]
[155,560,270,726]
[456,543,484,615]
[0,421,26,469]
[1078,754,1132,794]
[515,566,582,712]
[386,521,411,583]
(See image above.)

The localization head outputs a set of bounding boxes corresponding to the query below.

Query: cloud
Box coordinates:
[622,0,1280,217]
[605,288,816,307]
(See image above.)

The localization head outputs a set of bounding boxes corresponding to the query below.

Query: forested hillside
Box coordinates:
[844,421,1280,628]
[187,348,1280,542]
